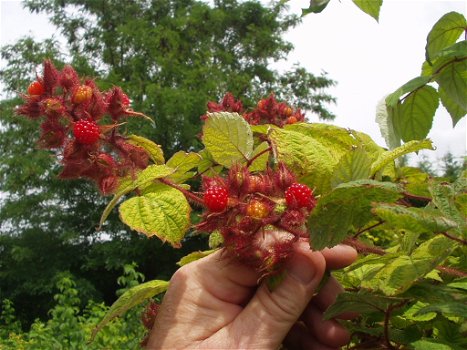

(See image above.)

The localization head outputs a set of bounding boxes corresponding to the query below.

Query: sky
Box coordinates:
[1,0,466,169]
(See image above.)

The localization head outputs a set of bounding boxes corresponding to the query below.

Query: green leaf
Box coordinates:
[248,141,270,172]
[366,235,454,295]
[324,291,404,320]
[98,165,174,228]
[430,182,466,236]
[352,0,382,22]
[301,0,331,16]
[394,85,440,142]
[197,149,223,177]
[439,86,466,127]
[412,339,453,350]
[269,127,337,194]
[90,279,169,342]
[202,112,253,168]
[331,146,372,188]
[208,230,224,249]
[370,139,434,176]
[375,97,401,150]
[271,123,384,194]
[126,134,164,164]
[386,76,432,107]
[308,180,402,249]
[372,204,459,234]
[414,301,467,319]
[426,12,467,63]
[435,56,467,110]
[119,183,191,247]
[447,277,467,291]
[166,151,202,183]
[403,301,437,321]
[177,249,218,266]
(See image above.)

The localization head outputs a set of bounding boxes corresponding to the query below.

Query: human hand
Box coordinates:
[146,240,358,349]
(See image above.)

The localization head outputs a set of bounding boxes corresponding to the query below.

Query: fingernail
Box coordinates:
[287,254,316,284]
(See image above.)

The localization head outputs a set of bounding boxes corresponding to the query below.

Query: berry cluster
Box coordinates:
[17,60,150,195]
[140,300,160,347]
[198,163,316,277]
[203,92,305,127]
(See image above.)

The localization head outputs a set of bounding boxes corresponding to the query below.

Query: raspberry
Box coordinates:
[73,119,100,144]
[286,116,298,124]
[121,93,130,106]
[246,200,269,219]
[285,182,315,209]
[72,85,93,104]
[204,185,229,212]
[27,81,45,95]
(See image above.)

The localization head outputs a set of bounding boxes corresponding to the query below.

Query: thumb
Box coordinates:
[229,243,326,349]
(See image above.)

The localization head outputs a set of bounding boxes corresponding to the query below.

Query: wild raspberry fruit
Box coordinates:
[73,119,100,144]
[72,85,93,104]
[246,200,269,219]
[285,182,315,209]
[204,185,229,212]
[121,93,130,106]
[27,81,45,95]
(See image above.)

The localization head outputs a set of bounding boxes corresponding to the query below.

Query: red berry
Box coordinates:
[27,81,45,95]
[246,200,269,219]
[72,85,93,104]
[285,182,315,209]
[204,186,229,212]
[73,119,100,144]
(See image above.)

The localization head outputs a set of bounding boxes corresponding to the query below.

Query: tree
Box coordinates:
[0,0,336,327]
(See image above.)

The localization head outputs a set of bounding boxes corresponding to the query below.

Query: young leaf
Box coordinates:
[411,339,453,350]
[119,183,191,247]
[375,97,401,150]
[403,301,437,322]
[394,85,439,142]
[352,0,382,22]
[90,279,169,342]
[202,112,253,168]
[98,165,174,228]
[127,134,164,164]
[177,249,218,266]
[323,290,404,320]
[370,139,434,176]
[166,151,202,183]
[308,180,402,250]
[331,146,372,188]
[425,11,467,63]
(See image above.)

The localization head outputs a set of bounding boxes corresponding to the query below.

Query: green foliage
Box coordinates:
[0,272,146,349]
[384,12,466,145]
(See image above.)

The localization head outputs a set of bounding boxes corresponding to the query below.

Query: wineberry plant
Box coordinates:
[14,6,466,350]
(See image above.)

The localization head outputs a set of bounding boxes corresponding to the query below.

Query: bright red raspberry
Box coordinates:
[285,182,315,209]
[27,81,45,95]
[246,200,269,219]
[73,119,100,144]
[72,85,93,104]
[204,186,229,212]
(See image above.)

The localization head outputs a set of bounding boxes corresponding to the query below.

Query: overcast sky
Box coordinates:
[1,0,466,168]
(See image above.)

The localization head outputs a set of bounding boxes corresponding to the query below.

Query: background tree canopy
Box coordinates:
[0,0,336,327]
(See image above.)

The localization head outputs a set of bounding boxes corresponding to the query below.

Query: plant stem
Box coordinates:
[158,178,204,206]
[246,146,272,168]
[353,221,384,238]
[440,231,467,245]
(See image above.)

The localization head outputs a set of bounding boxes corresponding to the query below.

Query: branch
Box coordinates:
[440,231,467,245]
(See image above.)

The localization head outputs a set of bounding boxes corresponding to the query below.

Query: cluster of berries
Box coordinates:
[17,60,150,195]
[204,92,305,127]
[198,163,316,277]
